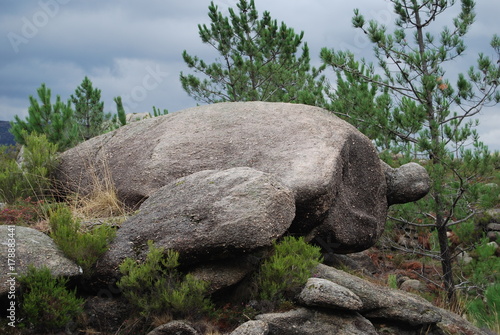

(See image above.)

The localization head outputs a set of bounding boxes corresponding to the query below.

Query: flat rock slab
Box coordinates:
[314,264,442,326]
[256,308,377,335]
[97,167,295,277]
[0,226,81,296]
[56,102,388,253]
[298,277,363,310]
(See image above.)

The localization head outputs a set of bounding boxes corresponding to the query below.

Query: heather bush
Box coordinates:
[18,265,84,331]
[117,240,212,320]
[0,197,44,226]
[255,236,323,302]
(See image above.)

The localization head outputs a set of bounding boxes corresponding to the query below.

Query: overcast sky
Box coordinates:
[1,0,499,150]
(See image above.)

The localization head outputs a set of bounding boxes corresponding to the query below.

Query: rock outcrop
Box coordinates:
[56,102,428,253]
[0,225,81,296]
[224,264,488,335]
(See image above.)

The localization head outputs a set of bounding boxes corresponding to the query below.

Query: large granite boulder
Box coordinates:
[96,167,295,280]
[0,226,81,296]
[56,102,399,253]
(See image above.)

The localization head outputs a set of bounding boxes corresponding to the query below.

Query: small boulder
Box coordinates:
[146,321,199,335]
[190,256,257,294]
[0,225,81,296]
[230,320,269,335]
[399,279,424,293]
[381,161,430,205]
[298,278,363,310]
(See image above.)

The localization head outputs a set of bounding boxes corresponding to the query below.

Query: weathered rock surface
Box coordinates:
[313,264,489,334]
[298,278,363,310]
[227,263,489,334]
[96,167,295,279]
[256,308,378,335]
[381,161,430,205]
[190,256,258,294]
[56,102,394,253]
[230,320,269,335]
[314,264,442,326]
[146,320,199,335]
[0,225,81,296]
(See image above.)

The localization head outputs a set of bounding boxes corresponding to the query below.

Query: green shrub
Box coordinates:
[0,156,29,204]
[467,283,500,332]
[49,205,116,275]
[0,133,57,203]
[465,237,500,289]
[117,240,212,320]
[18,265,84,331]
[452,220,479,248]
[387,274,398,289]
[255,236,323,302]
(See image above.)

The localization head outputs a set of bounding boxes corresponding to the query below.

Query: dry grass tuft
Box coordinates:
[69,155,128,220]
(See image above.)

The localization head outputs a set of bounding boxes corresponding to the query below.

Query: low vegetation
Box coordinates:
[117,240,213,320]
[255,236,323,303]
[17,266,84,332]
[49,204,116,276]
[0,133,57,204]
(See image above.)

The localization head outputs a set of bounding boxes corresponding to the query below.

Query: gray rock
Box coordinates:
[96,167,295,279]
[487,231,499,241]
[256,308,377,335]
[230,320,269,335]
[381,161,430,205]
[436,306,492,335]
[56,102,392,253]
[84,296,131,333]
[310,266,489,333]
[456,250,473,264]
[314,264,442,326]
[146,320,199,335]
[0,225,81,296]
[486,208,500,222]
[487,223,500,231]
[399,279,424,293]
[298,278,363,310]
[190,256,257,294]
[487,241,499,249]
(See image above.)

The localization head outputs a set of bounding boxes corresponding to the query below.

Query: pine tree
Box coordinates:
[10,84,78,151]
[71,77,110,140]
[321,0,500,301]
[180,0,325,105]
[113,96,127,126]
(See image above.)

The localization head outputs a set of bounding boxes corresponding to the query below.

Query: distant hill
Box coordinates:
[0,121,16,146]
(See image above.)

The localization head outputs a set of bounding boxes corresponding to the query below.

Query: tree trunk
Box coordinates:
[435,195,456,302]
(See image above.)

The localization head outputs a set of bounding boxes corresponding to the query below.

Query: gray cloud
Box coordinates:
[1,0,498,149]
